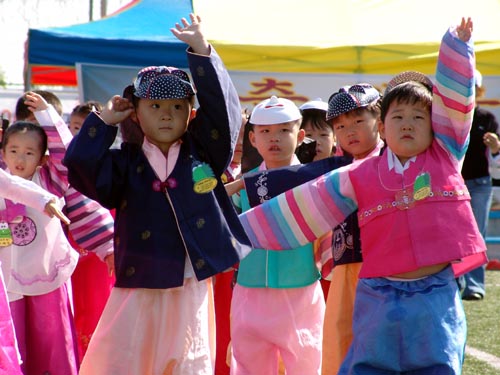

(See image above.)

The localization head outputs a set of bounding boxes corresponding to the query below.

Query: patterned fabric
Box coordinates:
[133,66,195,99]
[326,84,380,121]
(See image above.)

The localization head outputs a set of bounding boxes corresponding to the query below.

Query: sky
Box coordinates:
[0,0,129,86]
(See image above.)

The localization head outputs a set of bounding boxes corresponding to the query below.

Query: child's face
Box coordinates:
[2,131,45,179]
[332,110,379,159]
[249,121,304,169]
[379,100,432,164]
[302,122,335,161]
[134,98,192,153]
[68,113,86,136]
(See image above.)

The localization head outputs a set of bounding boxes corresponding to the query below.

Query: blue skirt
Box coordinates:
[339,266,466,375]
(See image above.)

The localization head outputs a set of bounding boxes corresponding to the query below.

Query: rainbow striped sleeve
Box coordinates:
[239,166,357,249]
[433,26,475,161]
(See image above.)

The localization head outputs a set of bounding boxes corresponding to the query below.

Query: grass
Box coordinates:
[462,269,500,374]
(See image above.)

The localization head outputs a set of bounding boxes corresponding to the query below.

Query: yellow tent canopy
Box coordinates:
[196,0,500,75]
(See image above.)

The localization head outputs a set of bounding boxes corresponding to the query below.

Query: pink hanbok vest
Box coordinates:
[350,140,487,278]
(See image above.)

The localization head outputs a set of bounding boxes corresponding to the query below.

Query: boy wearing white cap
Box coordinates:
[239,85,384,375]
[64,14,252,375]
[230,96,325,375]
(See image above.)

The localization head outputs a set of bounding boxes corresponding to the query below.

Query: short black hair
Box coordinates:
[2,121,48,155]
[380,82,432,123]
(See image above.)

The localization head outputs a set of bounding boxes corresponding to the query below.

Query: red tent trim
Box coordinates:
[30,65,77,86]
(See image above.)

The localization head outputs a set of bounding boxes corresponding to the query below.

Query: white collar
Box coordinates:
[386,148,417,174]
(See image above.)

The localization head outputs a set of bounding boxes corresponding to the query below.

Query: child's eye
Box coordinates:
[151,104,160,109]
[174,104,183,110]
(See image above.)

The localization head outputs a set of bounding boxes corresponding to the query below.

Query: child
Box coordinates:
[213,108,248,375]
[1,121,80,375]
[63,14,251,375]
[18,91,115,360]
[0,168,70,375]
[459,69,500,300]
[322,84,383,374]
[68,100,103,136]
[299,98,336,300]
[299,98,336,161]
[238,18,486,374]
[15,91,114,267]
[229,95,325,375]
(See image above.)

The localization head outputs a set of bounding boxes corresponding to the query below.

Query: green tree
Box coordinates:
[0,67,6,88]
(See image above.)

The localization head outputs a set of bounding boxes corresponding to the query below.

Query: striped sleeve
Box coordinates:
[65,187,114,260]
[37,107,114,259]
[239,166,357,250]
[433,26,475,161]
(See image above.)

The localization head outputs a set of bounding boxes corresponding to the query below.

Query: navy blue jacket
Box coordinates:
[64,49,251,289]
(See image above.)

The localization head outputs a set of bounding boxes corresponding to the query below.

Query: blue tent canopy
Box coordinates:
[27,0,193,86]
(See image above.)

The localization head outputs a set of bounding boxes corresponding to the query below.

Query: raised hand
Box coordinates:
[170,13,210,56]
[24,91,49,113]
[100,95,134,126]
[456,17,473,42]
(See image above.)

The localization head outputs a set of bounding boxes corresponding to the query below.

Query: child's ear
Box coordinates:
[296,128,306,145]
[248,130,257,148]
[40,155,49,166]
[189,108,196,121]
[130,108,138,123]
[377,119,386,140]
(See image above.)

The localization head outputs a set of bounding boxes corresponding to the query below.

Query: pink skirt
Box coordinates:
[79,277,215,375]
[0,267,22,375]
[10,283,79,375]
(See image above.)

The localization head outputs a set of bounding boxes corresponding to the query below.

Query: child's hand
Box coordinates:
[484,132,500,154]
[104,253,115,277]
[24,92,49,113]
[100,95,134,126]
[171,13,210,56]
[44,199,70,225]
[456,17,473,42]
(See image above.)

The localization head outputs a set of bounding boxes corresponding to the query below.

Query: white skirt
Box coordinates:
[79,277,215,375]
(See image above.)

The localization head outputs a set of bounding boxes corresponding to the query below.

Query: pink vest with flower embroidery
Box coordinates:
[349,140,487,278]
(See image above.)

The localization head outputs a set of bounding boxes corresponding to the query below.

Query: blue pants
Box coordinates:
[461,177,492,297]
[339,267,466,375]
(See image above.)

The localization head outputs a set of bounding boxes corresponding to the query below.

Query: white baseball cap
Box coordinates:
[299,98,328,111]
[250,96,302,125]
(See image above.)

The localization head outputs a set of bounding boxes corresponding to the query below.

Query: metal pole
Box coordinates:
[89,0,94,21]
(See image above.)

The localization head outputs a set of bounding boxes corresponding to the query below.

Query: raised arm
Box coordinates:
[238,165,358,249]
[433,17,475,161]
[172,14,242,176]
[0,168,69,224]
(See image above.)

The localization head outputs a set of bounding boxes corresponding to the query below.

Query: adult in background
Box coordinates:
[460,69,500,300]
